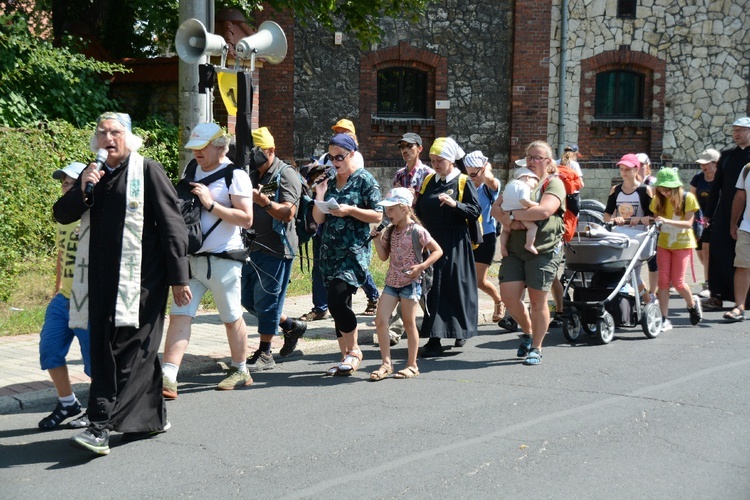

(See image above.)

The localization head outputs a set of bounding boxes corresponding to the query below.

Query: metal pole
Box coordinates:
[177,0,213,173]
[557,0,569,158]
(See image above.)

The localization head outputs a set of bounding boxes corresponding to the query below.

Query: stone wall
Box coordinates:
[293,1,514,168]
[547,0,750,163]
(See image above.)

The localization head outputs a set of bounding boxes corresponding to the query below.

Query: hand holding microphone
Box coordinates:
[84,148,109,196]
[367,220,390,242]
[310,166,335,189]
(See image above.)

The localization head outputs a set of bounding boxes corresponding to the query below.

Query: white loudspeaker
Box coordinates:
[175,19,227,64]
[235,20,287,64]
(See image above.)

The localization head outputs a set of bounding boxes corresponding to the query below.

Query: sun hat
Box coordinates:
[514,158,527,167]
[185,123,224,150]
[654,167,683,188]
[617,154,640,169]
[695,149,720,164]
[52,162,86,180]
[463,151,488,168]
[331,118,356,134]
[514,167,539,181]
[378,187,414,207]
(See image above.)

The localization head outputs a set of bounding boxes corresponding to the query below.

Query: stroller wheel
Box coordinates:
[597,312,615,344]
[562,313,582,343]
[641,302,662,338]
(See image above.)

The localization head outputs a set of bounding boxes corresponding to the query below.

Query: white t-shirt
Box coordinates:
[736,165,750,234]
[501,180,532,211]
[193,163,253,253]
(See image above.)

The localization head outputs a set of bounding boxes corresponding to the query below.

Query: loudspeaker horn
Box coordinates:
[175,18,227,64]
[235,20,287,64]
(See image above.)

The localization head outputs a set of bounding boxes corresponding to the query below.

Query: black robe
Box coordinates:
[416,174,481,339]
[53,155,189,433]
[705,145,750,306]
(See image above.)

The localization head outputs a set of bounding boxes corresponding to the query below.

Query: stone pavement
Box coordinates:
[0,290,502,413]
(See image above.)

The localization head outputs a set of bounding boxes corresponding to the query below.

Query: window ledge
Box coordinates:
[370,116,435,127]
[590,119,652,128]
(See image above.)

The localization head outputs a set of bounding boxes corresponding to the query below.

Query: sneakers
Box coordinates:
[698,282,710,299]
[523,347,543,365]
[121,421,171,443]
[661,318,673,332]
[688,294,703,326]
[388,331,401,346]
[247,350,276,372]
[162,375,178,400]
[279,320,307,357]
[38,400,82,430]
[299,309,328,321]
[70,428,110,455]
[68,412,90,429]
[216,367,253,390]
[517,334,532,357]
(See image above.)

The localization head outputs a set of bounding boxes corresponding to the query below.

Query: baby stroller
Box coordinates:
[561,221,661,344]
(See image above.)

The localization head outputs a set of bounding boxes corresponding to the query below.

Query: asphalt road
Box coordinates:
[1,307,748,499]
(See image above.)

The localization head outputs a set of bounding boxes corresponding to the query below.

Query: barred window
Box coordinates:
[595,70,645,119]
[377,67,427,117]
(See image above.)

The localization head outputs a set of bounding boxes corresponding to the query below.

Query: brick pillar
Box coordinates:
[509,1,553,161]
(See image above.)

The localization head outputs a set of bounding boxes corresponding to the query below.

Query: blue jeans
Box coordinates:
[361,272,380,302]
[241,251,293,335]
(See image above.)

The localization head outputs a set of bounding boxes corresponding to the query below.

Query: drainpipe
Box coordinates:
[557,0,568,158]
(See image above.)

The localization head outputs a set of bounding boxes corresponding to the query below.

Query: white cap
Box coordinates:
[514,167,539,181]
[514,158,527,167]
[636,153,650,165]
[733,117,750,128]
[695,148,720,164]
[185,123,223,150]
[52,162,86,180]
[378,187,414,207]
[463,150,488,168]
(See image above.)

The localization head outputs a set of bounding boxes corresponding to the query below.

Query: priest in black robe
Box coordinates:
[705,117,750,309]
[54,112,191,455]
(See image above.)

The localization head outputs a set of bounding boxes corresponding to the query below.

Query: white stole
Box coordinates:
[69,153,145,329]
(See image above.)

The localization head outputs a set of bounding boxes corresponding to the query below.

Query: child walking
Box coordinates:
[650,168,703,331]
[370,188,443,380]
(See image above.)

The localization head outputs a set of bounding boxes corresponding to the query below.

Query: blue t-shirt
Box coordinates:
[477,183,499,235]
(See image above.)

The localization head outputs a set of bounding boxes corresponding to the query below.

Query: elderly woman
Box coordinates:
[312,133,383,376]
[492,140,565,365]
[416,137,481,357]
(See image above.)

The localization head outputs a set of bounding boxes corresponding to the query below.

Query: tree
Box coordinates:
[0,13,125,127]
[24,0,429,57]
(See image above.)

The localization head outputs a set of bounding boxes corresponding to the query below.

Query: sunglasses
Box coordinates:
[329,153,350,162]
[398,143,415,151]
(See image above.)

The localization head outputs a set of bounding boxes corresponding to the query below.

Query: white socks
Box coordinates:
[59,393,77,406]
[162,362,180,383]
[231,360,248,373]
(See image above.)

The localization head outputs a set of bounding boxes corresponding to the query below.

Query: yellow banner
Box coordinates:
[217,71,238,116]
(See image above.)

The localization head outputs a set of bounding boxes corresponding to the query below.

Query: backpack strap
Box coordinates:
[410,223,424,264]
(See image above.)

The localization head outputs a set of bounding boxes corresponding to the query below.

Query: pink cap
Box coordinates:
[617,153,640,169]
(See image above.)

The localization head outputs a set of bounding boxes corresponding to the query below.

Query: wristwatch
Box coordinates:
[509,211,515,221]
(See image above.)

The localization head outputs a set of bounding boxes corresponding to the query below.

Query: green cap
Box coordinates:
[654,167,683,188]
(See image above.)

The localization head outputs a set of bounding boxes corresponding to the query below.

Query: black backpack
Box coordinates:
[175,160,239,255]
[274,164,318,249]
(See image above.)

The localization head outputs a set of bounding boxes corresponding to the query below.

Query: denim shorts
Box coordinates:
[383,282,422,302]
[39,293,91,375]
[170,255,244,323]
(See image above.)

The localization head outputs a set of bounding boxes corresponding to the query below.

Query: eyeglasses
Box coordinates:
[525,155,549,162]
[329,153,350,162]
[398,143,415,151]
[96,129,125,138]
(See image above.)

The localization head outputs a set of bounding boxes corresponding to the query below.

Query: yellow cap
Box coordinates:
[331,118,355,134]
[252,127,275,149]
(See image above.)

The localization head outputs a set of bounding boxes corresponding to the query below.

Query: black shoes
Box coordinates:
[279,320,307,357]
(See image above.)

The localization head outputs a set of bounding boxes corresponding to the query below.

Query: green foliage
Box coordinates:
[0,13,126,127]
[0,119,180,302]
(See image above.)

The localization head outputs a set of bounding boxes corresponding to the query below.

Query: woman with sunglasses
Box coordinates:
[312,133,383,376]
[492,140,565,365]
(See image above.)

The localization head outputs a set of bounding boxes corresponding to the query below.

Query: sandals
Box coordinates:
[369,364,393,381]
[701,296,723,310]
[362,301,377,316]
[492,302,506,323]
[335,349,363,376]
[394,366,420,379]
[723,307,745,322]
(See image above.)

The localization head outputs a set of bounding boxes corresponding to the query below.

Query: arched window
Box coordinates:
[377,67,427,118]
[595,70,645,119]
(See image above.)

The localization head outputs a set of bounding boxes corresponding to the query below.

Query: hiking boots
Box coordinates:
[247,350,276,372]
[279,320,307,357]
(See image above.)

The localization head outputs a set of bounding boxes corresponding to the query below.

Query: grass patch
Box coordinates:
[2,245,390,336]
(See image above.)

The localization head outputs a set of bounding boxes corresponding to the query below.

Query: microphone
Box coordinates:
[366,220,390,242]
[310,166,335,188]
[85,148,108,196]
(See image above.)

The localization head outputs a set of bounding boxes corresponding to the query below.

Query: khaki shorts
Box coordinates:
[735,230,750,268]
[498,244,563,291]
